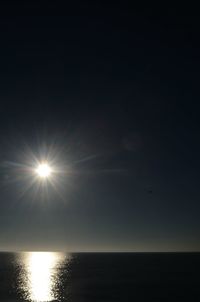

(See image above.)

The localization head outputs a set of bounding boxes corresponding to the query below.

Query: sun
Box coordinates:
[35,163,52,179]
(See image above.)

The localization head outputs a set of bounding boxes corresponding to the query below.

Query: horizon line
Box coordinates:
[0,250,200,253]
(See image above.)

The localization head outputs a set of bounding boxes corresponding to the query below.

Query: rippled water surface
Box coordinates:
[0,252,200,301]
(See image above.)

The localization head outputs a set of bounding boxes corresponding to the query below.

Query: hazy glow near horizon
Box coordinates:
[35,163,52,178]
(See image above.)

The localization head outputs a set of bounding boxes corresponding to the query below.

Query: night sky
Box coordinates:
[0,2,200,251]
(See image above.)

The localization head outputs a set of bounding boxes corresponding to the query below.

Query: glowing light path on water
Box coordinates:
[19,252,68,301]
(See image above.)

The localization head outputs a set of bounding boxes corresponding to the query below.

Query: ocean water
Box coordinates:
[0,252,199,301]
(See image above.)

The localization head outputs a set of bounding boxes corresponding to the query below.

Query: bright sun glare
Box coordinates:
[36,163,52,178]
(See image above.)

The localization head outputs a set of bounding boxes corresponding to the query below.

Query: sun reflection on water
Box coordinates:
[17,252,68,302]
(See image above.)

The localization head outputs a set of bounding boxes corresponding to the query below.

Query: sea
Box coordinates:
[0,252,199,301]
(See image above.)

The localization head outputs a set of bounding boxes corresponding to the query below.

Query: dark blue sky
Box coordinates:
[0,2,200,251]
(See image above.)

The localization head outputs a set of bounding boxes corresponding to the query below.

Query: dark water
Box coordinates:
[0,252,200,301]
